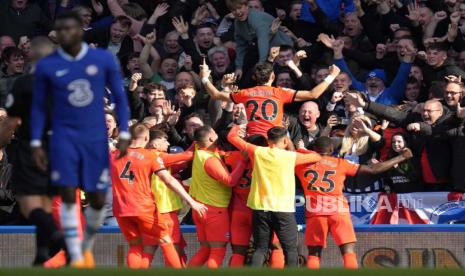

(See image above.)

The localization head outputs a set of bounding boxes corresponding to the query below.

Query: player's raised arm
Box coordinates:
[204,156,247,187]
[227,125,257,158]
[359,148,413,175]
[200,58,232,102]
[105,53,131,157]
[295,150,322,166]
[294,65,341,102]
[159,151,194,167]
[156,169,207,217]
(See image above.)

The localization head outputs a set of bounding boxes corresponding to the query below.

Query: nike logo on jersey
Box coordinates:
[55,69,69,77]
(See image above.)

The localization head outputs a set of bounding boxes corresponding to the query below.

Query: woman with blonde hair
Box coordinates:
[339,115,381,160]
[336,114,385,193]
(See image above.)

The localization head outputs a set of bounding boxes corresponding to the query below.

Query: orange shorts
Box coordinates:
[230,209,252,246]
[305,214,356,247]
[116,213,165,246]
[193,204,230,243]
[157,211,182,244]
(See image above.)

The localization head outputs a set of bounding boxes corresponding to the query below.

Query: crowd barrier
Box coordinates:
[0,225,464,268]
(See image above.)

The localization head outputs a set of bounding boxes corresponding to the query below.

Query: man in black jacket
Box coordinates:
[406,77,465,194]
[288,101,326,149]
[345,92,452,191]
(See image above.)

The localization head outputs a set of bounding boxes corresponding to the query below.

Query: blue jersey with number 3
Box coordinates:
[30,43,129,142]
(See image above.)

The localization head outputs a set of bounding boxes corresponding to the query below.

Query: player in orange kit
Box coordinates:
[147,129,193,267]
[224,134,265,267]
[110,123,207,269]
[200,58,340,136]
[295,137,413,269]
[188,126,248,268]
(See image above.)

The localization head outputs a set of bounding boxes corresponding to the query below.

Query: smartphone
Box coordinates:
[339,117,350,125]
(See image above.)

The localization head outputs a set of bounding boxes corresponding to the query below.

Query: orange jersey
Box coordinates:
[224,151,251,212]
[296,154,359,216]
[111,148,165,217]
[230,86,296,136]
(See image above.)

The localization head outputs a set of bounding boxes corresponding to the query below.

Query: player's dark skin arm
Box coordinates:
[358,148,413,175]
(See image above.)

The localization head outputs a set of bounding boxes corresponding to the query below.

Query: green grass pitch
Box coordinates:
[0,268,463,276]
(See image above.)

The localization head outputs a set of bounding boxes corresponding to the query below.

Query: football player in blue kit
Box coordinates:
[30,11,130,268]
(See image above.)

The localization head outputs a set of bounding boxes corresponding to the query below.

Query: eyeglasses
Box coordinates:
[423,109,440,114]
[445,90,462,95]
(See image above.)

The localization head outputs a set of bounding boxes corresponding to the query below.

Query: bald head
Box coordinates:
[299,101,320,129]
[0,36,15,55]
[30,36,55,61]
[422,100,443,125]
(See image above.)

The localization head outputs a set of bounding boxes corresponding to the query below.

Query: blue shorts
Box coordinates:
[49,136,110,193]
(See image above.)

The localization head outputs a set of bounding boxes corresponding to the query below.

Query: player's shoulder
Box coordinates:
[275,86,295,94]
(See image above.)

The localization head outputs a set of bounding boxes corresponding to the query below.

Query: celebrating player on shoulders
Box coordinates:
[200,58,340,136]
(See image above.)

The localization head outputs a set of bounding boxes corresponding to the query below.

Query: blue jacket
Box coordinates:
[334,58,412,105]
[301,0,355,23]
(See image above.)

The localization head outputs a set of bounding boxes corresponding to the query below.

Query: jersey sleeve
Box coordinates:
[227,125,257,158]
[105,52,130,135]
[151,152,167,173]
[229,90,247,104]
[159,151,194,167]
[295,151,322,166]
[30,61,49,143]
[204,156,246,187]
[341,159,360,177]
[277,87,297,103]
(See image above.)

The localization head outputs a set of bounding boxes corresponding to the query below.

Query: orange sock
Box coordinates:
[127,245,143,269]
[188,246,210,267]
[307,256,320,269]
[43,250,67,268]
[229,253,245,267]
[140,252,154,269]
[206,247,226,268]
[270,249,285,268]
[343,252,358,269]
[161,243,182,268]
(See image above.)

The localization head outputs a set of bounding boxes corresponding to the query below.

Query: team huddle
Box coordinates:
[1,10,415,269]
[106,58,414,269]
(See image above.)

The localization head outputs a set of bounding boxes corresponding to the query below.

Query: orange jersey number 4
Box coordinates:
[119,161,135,184]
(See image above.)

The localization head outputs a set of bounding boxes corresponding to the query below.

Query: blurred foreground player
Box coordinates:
[111,124,207,268]
[3,36,66,265]
[296,137,413,269]
[30,11,131,267]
